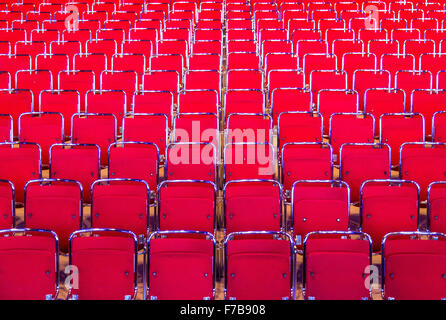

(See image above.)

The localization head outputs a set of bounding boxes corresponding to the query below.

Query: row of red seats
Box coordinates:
[1,229,445,300]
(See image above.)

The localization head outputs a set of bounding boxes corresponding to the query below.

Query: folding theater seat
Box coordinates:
[49,40,81,69]
[360,179,420,252]
[14,41,46,68]
[381,232,446,300]
[277,111,323,148]
[91,179,149,243]
[303,231,372,300]
[157,180,216,233]
[49,143,100,203]
[166,142,217,183]
[85,89,127,130]
[223,179,282,234]
[329,112,375,161]
[157,40,188,64]
[367,39,400,62]
[225,89,265,117]
[0,180,14,229]
[120,40,152,63]
[224,142,275,182]
[35,53,69,88]
[0,114,12,143]
[395,70,433,109]
[122,113,168,154]
[411,89,446,138]
[147,231,216,300]
[226,113,272,144]
[226,69,264,91]
[193,39,223,55]
[0,40,11,55]
[71,113,117,165]
[380,113,425,166]
[332,39,364,66]
[100,70,138,108]
[317,89,359,134]
[0,54,31,87]
[340,143,391,202]
[0,229,59,300]
[38,89,80,137]
[174,113,219,147]
[281,142,333,192]
[400,142,446,200]
[24,179,82,252]
[437,71,446,90]
[0,89,33,137]
[310,69,347,95]
[0,142,41,203]
[292,181,350,248]
[267,69,304,97]
[0,29,27,47]
[424,29,446,53]
[68,229,138,300]
[142,70,180,103]
[73,53,107,88]
[15,69,53,109]
[111,53,147,78]
[188,53,222,72]
[353,69,391,108]
[184,70,221,94]
[358,28,389,48]
[318,19,346,36]
[108,142,159,192]
[380,53,416,87]
[433,111,446,142]
[150,53,184,84]
[227,53,260,70]
[342,52,377,88]
[224,231,294,300]
[178,90,219,114]
[18,112,64,165]
[57,70,94,112]
[403,39,435,69]
[364,88,406,123]
[428,182,446,233]
[303,53,337,85]
[270,88,312,124]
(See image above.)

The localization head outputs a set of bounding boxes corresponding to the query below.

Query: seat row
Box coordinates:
[1,228,445,300]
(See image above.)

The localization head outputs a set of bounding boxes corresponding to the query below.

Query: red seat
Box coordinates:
[292,181,350,247]
[411,89,446,137]
[396,70,433,109]
[174,113,219,147]
[340,143,391,202]
[24,179,82,252]
[271,88,312,125]
[85,89,127,128]
[166,142,217,183]
[132,90,174,126]
[278,111,323,148]
[69,229,138,300]
[365,88,406,129]
[0,114,12,143]
[178,90,219,114]
[353,69,391,108]
[224,142,274,182]
[310,69,347,95]
[225,232,294,300]
[71,113,117,165]
[0,180,14,229]
[380,53,415,86]
[108,141,159,191]
[91,179,149,241]
[224,180,283,234]
[360,179,420,252]
[73,53,107,88]
[281,142,333,191]
[35,53,69,88]
[433,111,446,142]
[18,112,64,165]
[15,69,53,109]
[428,182,446,233]
[0,229,59,300]
[226,113,272,144]
[342,52,377,88]
[147,231,216,300]
[382,232,446,300]
[157,180,216,233]
[400,142,446,200]
[379,113,425,165]
[303,231,372,300]
[49,143,100,203]
[225,89,265,117]
[227,69,263,90]
[0,54,31,87]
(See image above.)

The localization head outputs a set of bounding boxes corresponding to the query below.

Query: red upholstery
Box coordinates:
[174,113,218,146]
[148,235,214,300]
[25,180,82,252]
[292,182,349,246]
[91,180,148,238]
[428,183,446,233]
[0,181,13,229]
[411,89,446,137]
[158,181,215,232]
[108,142,159,191]
[226,113,272,144]
[70,231,136,300]
[278,111,322,148]
[281,142,332,191]
[50,144,99,203]
[224,180,282,233]
[304,234,371,300]
[0,231,57,300]
[225,236,292,300]
[361,181,419,251]
[383,235,446,300]
[340,143,391,202]
[85,90,126,126]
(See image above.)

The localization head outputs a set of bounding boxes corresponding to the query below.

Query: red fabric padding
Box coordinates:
[384,239,446,300]
[305,238,371,300]
[226,238,292,300]
[362,183,419,251]
[159,182,215,232]
[70,234,136,300]
[293,183,349,247]
[0,234,57,300]
[0,182,13,229]
[148,237,214,300]
[92,181,148,237]
[429,184,446,233]
[225,181,281,233]
[26,181,82,252]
